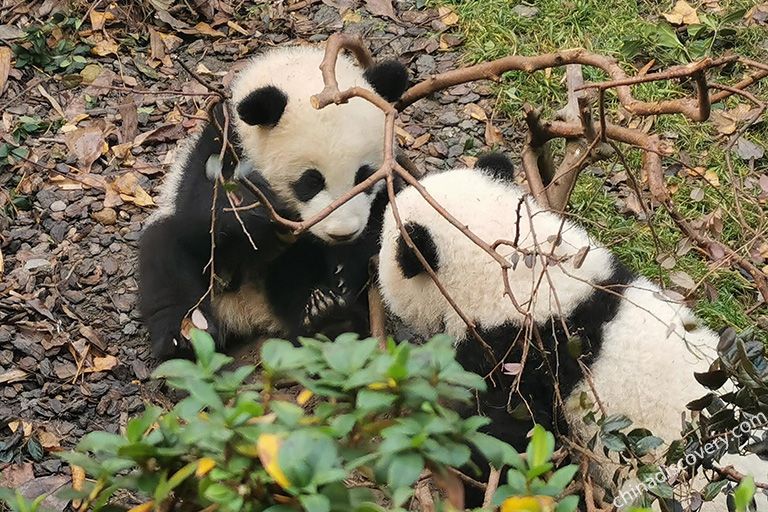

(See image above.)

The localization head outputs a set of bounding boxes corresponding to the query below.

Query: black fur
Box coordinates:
[455,260,635,507]
[476,152,515,181]
[291,168,326,202]
[363,60,409,103]
[396,222,440,278]
[138,103,384,359]
[237,85,288,127]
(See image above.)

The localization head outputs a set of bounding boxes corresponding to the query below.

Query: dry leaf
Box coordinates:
[0,463,34,488]
[191,22,225,37]
[89,10,115,31]
[437,5,459,25]
[703,169,720,187]
[365,0,397,20]
[0,47,11,95]
[395,125,414,145]
[484,120,503,146]
[663,0,700,25]
[465,103,487,121]
[744,3,768,25]
[71,465,85,509]
[8,420,33,437]
[103,181,124,208]
[0,368,28,383]
[64,126,105,172]
[412,133,431,149]
[670,270,696,291]
[734,138,765,161]
[113,173,155,207]
[710,111,737,134]
[690,187,705,201]
[38,430,61,449]
[84,355,118,373]
[37,85,65,118]
[91,37,119,57]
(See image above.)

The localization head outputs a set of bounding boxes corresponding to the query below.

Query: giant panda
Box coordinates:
[376,153,767,510]
[139,46,408,358]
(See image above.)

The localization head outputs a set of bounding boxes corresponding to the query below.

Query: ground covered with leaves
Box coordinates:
[0,0,766,509]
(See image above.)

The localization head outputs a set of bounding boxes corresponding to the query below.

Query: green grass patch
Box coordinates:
[439,0,767,334]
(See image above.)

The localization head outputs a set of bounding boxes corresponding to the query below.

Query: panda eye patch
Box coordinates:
[354,164,376,190]
[292,168,326,202]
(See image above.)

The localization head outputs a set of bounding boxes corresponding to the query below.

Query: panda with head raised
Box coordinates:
[377,153,767,510]
[139,45,408,358]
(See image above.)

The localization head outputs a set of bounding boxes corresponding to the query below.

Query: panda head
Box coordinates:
[378,153,614,339]
[377,153,521,337]
[231,46,408,244]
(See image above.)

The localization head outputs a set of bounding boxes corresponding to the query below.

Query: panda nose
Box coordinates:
[328,231,356,242]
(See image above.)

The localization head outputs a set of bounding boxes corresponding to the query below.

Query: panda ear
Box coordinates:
[237,85,288,126]
[396,222,440,278]
[364,60,409,103]
[476,152,515,182]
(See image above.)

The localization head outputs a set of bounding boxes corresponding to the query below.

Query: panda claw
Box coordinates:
[334,264,343,275]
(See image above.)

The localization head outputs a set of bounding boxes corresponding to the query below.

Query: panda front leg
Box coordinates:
[138,216,221,358]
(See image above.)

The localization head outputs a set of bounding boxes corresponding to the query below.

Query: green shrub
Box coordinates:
[1,330,580,511]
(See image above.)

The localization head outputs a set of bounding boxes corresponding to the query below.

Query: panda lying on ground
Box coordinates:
[377,153,767,510]
[139,46,408,358]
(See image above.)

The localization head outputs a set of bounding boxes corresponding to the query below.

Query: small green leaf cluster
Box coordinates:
[493,425,579,512]
[22,330,576,512]
[12,13,90,73]
[621,9,747,64]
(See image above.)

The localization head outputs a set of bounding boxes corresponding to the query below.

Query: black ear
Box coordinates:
[476,152,515,182]
[396,222,440,278]
[237,85,288,126]
[364,60,409,103]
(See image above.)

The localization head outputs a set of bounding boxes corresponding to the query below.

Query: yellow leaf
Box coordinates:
[297,389,314,406]
[193,22,225,37]
[196,457,216,477]
[92,37,119,57]
[84,355,118,373]
[662,0,700,25]
[127,501,154,512]
[0,47,11,95]
[367,381,389,390]
[500,495,556,512]
[71,464,85,508]
[703,169,720,187]
[465,103,487,121]
[437,6,459,25]
[89,10,115,31]
[257,434,292,489]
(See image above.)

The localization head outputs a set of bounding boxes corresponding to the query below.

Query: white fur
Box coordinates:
[379,168,617,339]
[146,129,205,224]
[378,167,768,511]
[231,46,386,242]
[149,45,386,242]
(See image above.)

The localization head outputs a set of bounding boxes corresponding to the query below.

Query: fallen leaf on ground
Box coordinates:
[113,173,155,207]
[0,47,11,95]
[64,127,106,172]
[190,22,225,37]
[703,169,720,187]
[83,355,118,373]
[0,462,34,488]
[437,5,459,25]
[91,37,119,57]
[485,120,503,146]
[412,133,430,149]
[89,10,115,31]
[663,0,700,25]
[38,430,61,449]
[365,0,397,20]
[0,368,28,383]
[734,138,765,161]
[465,103,487,121]
[670,270,697,291]
[744,3,768,25]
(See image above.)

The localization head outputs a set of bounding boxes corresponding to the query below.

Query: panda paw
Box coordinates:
[303,286,348,331]
[148,308,221,360]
